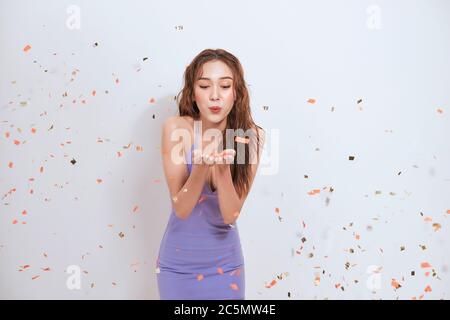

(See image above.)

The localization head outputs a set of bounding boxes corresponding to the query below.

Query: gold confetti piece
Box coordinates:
[432,223,441,231]
[307,98,316,104]
[314,275,321,286]
[391,279,401,289]
[307,189,320,195]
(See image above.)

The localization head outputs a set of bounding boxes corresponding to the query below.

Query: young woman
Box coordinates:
[156,48,265,300]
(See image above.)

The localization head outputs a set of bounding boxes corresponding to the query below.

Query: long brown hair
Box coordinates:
[176,48,264,198]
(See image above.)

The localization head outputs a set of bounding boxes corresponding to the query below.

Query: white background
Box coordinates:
[1,0,449,299]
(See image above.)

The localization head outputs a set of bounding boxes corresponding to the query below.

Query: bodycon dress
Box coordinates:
[156,142,245,300]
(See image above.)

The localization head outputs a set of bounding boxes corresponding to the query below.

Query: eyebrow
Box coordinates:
[197,76,233,81]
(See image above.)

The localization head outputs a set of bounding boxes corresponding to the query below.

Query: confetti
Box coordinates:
[348,155,355,161]
[217,268,224,275]
[432,223,441,231]
[23,44,31,52]
[424,285,432,292]
[230,283,239,290]
[421,262,432,268]
[197,274,204,281]
[265,279,277,288]
[307,98,316,104]
[118,232,125,238]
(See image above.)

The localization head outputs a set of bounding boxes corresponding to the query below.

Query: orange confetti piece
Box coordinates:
[355,233,361,240]
[230,283,239,290]
[307,98,316,104]
[96,179,103,184]
[41,267,51,272]
[22,210,27,215]
[31,275,40,280]
[117,151,123,157]
[12,219,18,225]
[421,262,432,268]
[23,44,31,52]
[148,97,156,104]
[437,108,443,114]
[391,279,401,289]
[335,283,341,289]
[31,128,36,134]
[447,209,450,214]
[275,207,280,215]
[14,139,21,145]
[8,162,13,168]
[39,166,44,173]
[5,132,10,138]
[132,205,139,213]
[92,90,96,96]
[424,285,432,292]
[307,189,320,195]
[217,268,224,275]
[265,279,277,288]
[424,216,432,222]
[197,274,204,281]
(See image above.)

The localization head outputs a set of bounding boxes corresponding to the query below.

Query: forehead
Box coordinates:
[197,60,233,81]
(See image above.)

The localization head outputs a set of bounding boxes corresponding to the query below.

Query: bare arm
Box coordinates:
[161,117,209,219]
[215,127,265,225]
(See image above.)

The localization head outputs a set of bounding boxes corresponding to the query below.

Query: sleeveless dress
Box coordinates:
[156,143,245,300]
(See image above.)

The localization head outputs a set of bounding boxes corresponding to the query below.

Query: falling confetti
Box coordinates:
[230,283,239,290]
[307,98,316,104]
[23,44,31,52]
[197,274,204,281]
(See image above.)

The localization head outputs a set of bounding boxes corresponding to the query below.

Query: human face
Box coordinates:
[193,60,236,131]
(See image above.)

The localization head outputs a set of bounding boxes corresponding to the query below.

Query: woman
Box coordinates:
[156,48,265,300]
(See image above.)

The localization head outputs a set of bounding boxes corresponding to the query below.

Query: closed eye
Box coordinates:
[200,86,231,89]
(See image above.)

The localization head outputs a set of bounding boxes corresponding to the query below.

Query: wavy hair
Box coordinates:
[176,48,263,198]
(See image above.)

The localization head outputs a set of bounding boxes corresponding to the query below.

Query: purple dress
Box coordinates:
[156,143,245,300]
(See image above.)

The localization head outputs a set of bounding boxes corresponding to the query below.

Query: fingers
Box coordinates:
[193,149,236,165]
